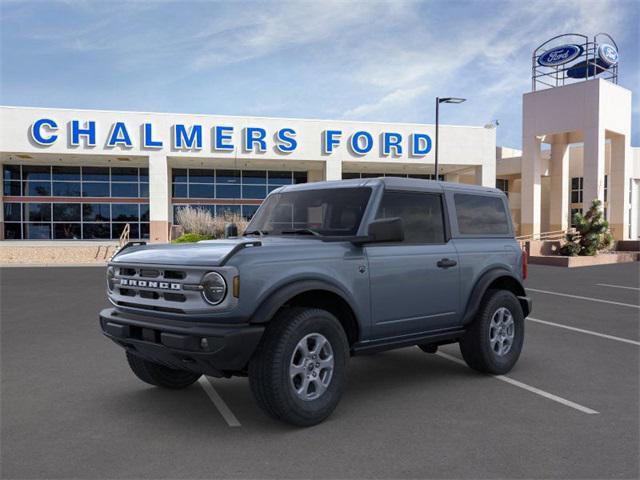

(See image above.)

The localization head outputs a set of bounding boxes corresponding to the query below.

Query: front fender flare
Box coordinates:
[248,279,355,325]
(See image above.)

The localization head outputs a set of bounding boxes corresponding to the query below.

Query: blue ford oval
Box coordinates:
[538,44,583,67]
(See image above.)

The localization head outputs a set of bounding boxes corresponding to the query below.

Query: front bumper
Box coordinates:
[99,308,264,377]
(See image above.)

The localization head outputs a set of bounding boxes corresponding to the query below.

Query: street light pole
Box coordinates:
[434,96,466,180]
[435,97,440,181]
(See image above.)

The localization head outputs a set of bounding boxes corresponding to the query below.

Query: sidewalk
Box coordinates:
[0,241,117,266]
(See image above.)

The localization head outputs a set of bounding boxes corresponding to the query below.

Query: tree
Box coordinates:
[560,199,613,256]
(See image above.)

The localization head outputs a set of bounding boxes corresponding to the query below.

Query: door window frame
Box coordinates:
[369,189,451,246]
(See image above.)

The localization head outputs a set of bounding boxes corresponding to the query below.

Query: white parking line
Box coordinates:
[527,288,640,309]
[436,352,599,415]
[596,283,640,292]
[528,317,640,346]
[198,376,241,427]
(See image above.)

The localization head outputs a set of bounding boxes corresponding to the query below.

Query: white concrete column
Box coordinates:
[549,135,570,232]
[582,126,606,211]
[609,134,631,240]
[324,159,342,181]
[148,153,170,243]
[474,162,496,188]
[521,135,543,237]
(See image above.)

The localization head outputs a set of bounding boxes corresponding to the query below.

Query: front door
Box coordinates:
[366,190,460,339]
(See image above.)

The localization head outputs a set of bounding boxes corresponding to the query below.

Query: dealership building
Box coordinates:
[0,34,638,244]
[0,107,496,243]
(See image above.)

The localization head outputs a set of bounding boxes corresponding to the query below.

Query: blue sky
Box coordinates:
[1,0,638,148]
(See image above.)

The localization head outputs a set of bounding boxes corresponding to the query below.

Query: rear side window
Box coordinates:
[376,191,445,244]
[454,193,510,235]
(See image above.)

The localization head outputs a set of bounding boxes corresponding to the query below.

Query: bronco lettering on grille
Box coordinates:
[120,278,181,290]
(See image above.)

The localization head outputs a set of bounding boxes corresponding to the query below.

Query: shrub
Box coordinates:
[174,206,249,239]
[560,199,613,256]
[172,232,214,243]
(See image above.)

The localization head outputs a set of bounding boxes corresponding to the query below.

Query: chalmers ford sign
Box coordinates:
[29,118,434,157]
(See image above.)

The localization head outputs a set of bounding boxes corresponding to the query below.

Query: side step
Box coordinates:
[351,328,465,356]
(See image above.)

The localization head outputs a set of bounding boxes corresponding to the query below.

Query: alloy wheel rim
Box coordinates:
[289,333,334,401]
[489,307,515,357]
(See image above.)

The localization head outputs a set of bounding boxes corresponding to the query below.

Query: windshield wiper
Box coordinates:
[280,228,322,237]
[243,229,269,236]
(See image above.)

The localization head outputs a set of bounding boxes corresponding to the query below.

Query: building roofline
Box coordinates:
[0,104,489,130]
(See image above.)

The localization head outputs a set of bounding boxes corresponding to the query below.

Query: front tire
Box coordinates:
[249,307,349,427]
[126,351,201,389]
[459,289,524,375]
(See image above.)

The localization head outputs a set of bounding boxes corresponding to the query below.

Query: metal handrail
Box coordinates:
[516,228,575,241]
[516,229,565,241]
[516,229,576,249]
[118,223,131,248]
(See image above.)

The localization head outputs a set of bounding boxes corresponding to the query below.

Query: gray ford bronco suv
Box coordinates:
[100,177,531,426]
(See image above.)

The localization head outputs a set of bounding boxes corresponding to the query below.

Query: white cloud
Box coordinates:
[339,0,629,121]
[2,0,635,147]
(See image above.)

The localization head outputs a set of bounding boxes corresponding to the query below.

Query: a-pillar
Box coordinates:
[148,153,171,243]
[609,133,631,240]
[324,159,342,181]
[582,126,605,212]
[521,135,543,237]
[549,134,570,232]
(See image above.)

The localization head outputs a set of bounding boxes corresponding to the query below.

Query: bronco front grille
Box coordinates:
[117,267,186,280]
[115,267,188,303]
[109,262,238,315]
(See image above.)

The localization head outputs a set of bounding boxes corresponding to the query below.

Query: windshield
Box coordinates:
[245,187,372,236]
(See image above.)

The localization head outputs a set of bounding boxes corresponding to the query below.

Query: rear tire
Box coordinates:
[126,351,201,389]
[249,307,349,427]
[459,289,524,375]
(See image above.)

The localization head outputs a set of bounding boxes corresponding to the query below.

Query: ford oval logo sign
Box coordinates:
[598,44,618,66]
[538,44,583,67]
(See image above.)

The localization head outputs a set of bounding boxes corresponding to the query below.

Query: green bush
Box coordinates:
[172,233,214,243]
[560,199,613,256]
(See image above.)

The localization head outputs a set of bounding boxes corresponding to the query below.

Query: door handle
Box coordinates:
[437,258,457,269]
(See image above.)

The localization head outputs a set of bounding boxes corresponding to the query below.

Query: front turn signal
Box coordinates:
[233,275,240,298]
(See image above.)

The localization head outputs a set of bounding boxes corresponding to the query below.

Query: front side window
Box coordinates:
[375,191,445,244]
[455,194,510,235]
[246,188,371,236]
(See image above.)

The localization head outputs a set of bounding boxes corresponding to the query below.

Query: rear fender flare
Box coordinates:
[462,268,527,325]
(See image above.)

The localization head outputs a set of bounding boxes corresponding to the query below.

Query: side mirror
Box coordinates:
[364,217,404,243]
[224,222,238,238]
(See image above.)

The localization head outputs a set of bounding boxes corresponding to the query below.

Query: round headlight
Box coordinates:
[201,272,227,305]
[106,266,115,292]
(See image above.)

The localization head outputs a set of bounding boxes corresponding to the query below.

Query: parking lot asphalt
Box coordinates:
[1,263,639,479]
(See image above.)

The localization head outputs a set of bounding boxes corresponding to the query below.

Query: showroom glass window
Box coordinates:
[570,177,583,203]
[172,168,307,220]
[342,172,445,181]
[496,179,509,197]
[2,164,149,240]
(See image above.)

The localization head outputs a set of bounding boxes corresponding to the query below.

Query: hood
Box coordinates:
[111,236,321,267]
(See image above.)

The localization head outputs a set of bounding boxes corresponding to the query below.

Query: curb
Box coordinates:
[0,263,107,268]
